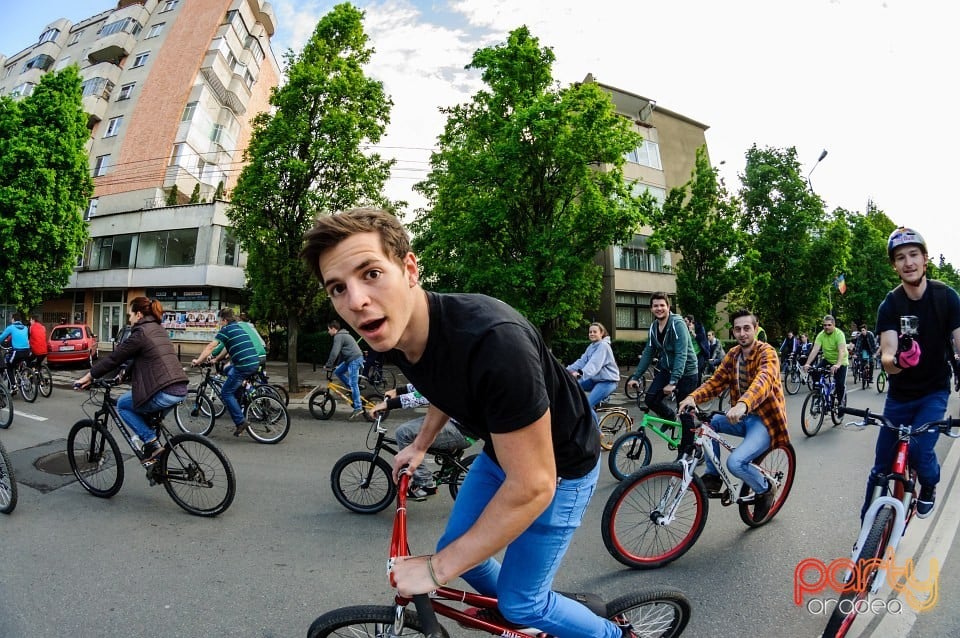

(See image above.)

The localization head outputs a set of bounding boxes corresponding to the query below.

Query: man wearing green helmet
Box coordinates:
[865,227,960,519]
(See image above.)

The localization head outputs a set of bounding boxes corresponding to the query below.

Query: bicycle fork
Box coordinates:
[847,497,908,595]
[652,455,698,526]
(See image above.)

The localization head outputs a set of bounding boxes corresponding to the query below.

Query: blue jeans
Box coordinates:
[578,378,617,427]
[703,413,771,494]
[861,389,948,519]
[117,390,182,445]
[437,453,621,637]
[334,357,363,410]
[222,364,259,426]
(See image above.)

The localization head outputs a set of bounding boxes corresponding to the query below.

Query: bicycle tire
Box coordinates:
[307,604,449,638]
[67,419,124,498]
[608,430,653,481]
[198,381,226,418]
[308,389,335,420]
[270,384,289,406]
[0,440,17,514]
[876,370,886,393]
[831,392,847,426]
[330,451,396,514]
[244,392,290,444]
[0,385,12,429]
[624,376,645,401]
[18,368,38,402]
[447,453,477,500]
[851,362,860,385]
[161,433,236,516]
[37,364,53,398]
[601,463,708,569]
[800,391,825,437]
[861,363,871,390]
[174,391,216,436]
[599,410,632,451]
[607,588,691,638]
[738,443,797,527]
[369,368,397,395]
[821,506,896,638]
[785,368,802,395]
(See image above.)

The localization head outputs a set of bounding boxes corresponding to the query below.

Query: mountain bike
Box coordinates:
[602,409,796,569]
[0,347,38,402]
[308,471,692,637]
[307,369,381,422]
[820,406,960,637]
[607,406,683,480]
[31,359,53,398]
[176,362,290,444]
[0,435,17,514]
[361,353,397,395]
[782,354,804,395]
[800,364,846,437]
[331,411,477,514]
[194,361,288,417]
[67,378,236,516]
[0,383,12,429]
[875,357,887,393]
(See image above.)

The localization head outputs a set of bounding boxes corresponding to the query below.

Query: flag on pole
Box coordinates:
[834,274,847,295]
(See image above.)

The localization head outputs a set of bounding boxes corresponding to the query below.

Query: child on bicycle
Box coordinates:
[303,208,635,638]
[868,227,960,519]
[678,309,790,521]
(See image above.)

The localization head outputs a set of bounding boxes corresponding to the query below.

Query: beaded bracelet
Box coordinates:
[426,555,445,587]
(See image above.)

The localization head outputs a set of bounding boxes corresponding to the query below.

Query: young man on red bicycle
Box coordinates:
[868,227,960,519]
[678,309,790,521]
[302,208,634,637]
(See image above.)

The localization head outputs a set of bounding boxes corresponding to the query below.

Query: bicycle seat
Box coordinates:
[557,592,606,617]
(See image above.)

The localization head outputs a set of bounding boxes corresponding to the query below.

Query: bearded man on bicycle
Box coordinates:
[678,309,790,521]
[868,227,960,519]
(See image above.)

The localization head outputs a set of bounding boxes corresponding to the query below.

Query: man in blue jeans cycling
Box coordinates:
[324,319,364,419]
[302,208,635,637]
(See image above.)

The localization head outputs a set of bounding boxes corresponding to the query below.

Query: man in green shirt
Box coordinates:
[803,314,849,405]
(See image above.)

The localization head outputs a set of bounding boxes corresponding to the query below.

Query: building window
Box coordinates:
[225,51,238,72]
[10,83,37,98]
[624,139,662,170]
[22,54,55,73]
[54,56,72,71]
[93,154,110,177]
[219,229,238,266]
[146,23,165,38]
[630,181,666,208]
[89,234,136,270]
[86,198,98,220]
[99,17,143,37]
[132,52,150,68]
[81,77,114,99]
[3,65,13,79]
[211,124,224,144]
[243,69,254,89]
[170,143,185,166]
[117,82,135,100]
[136,229,198,268]
[104,116,123,137]
[68,30,83,46]
[613,235,671,273]
[161,0,180,12]
[181,101,197,121]
[615,292,654,330]
[38,27,61,44]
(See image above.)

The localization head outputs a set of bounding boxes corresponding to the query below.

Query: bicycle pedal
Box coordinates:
[719,490,733,506]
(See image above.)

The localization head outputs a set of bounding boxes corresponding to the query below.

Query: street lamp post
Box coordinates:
[807,149,828,190]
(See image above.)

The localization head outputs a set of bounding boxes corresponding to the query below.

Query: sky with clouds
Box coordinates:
[3,0,956,268]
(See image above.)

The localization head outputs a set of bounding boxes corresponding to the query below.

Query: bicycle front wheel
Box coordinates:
[198,381,226,418]
[0,385,12,429]
[330,452,396,514]
[447,453,477,500]
[607,589,691,638]
[624,376,644,401]
[831,392,847,426]
[601,463,708,569]
[608,430,653,481]
[822,506,896,638]
[0,441,17,514]
[161,433,236,516]
[18,370,38,402]
[37,365,53,398]
[785,369,801,395]
[599,410,632,450]
[369,368,396,394]
[174,391,215,436]
[800,391,825,437]
[245,392,290,444]
[739,443,797,527]
[876,370,886,393]
[67,419,124,498]
[308,605,449,638]
[308,389,335,420]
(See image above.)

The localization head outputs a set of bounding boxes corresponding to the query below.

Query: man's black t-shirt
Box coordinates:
[876,280,960,401]
[392,292,599,478]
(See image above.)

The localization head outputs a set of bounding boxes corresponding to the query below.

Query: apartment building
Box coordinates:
[583,75,710,341]
[0,0,280,344]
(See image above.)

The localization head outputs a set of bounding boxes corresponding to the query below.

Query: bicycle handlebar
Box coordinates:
[839,405,960,438]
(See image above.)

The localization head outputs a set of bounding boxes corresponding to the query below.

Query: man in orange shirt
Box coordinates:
[28,315,48,371]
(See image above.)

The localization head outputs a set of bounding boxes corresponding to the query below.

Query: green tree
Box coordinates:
[411,26,651,342]
[736,145,845,339]
[838,209,899,328]
[213,180,225,201]
[648,146,744,330]
[0,66,91,311]
[228,3,393,388]
[165,184,179,206]
[189,183,201,204]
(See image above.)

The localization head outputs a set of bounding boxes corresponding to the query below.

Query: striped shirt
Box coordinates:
[689,340,791,449]
[214,321,261,369]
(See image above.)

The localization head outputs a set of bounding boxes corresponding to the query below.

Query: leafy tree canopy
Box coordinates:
[228,2,394,387]
[0,66,91,311]
[410,26,653,342]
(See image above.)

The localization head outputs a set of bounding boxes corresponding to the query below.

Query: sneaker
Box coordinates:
[753,485,776,521]
[141,439,164,466]
[349,408,364,420]
[233,421,248,437]
[700,473,723,494]
[916,486,936,519]
[407,485,430,502]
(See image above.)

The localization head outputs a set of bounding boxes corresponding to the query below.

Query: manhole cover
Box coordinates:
[35,451,75,476]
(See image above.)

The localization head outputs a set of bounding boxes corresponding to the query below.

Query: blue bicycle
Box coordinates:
[800,363,845,436]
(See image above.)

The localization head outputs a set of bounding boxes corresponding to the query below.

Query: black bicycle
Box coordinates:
[0,383,12,429]
[331,411,478,514]
[67,378,236,516]
[1,346,38,402]
[0,435,17,514]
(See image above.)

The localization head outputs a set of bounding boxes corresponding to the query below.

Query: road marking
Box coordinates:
[13,410,48,422]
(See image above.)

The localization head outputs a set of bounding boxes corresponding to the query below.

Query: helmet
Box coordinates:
[887,227,927,259]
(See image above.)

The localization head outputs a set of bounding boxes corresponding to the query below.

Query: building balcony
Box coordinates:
[82,94,110,124]
[199,49,247,115]
[87,31,137,65]
[80,61,122,87]
[225,73,250,115]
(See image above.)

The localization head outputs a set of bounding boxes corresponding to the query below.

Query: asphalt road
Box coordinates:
[1,371,958,638]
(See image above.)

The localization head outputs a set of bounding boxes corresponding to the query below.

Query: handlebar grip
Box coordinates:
[412,594,445,638]
[838,405,871,419]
